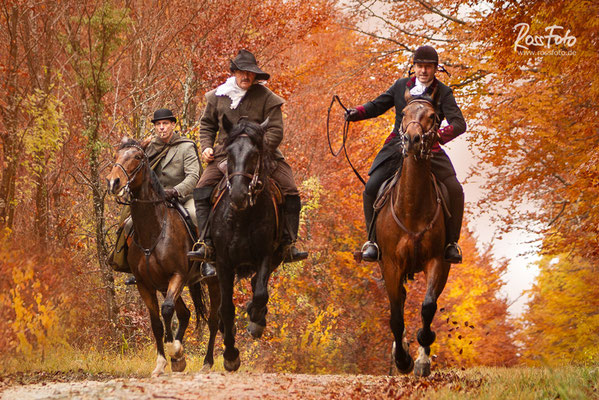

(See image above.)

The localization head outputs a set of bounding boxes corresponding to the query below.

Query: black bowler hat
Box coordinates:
[413,45,439,65]
[229,49,270,81]
[151,108,177,123]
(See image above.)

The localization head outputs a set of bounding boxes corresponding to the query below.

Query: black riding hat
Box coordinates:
[229,49,270,81]
[413,45,439,65]
[151,108,177,123]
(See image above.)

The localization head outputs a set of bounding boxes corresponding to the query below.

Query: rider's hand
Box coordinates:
[345,108,362,122]
[202,147,214,163]
[164,188,178,201]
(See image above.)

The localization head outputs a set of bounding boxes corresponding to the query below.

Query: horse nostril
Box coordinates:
[414,135,421,143]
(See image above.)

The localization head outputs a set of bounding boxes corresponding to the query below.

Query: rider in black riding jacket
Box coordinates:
[345,46,466,264]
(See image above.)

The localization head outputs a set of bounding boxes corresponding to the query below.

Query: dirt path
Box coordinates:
[0,371,476,399]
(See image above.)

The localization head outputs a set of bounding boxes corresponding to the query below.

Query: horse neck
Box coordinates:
[129,168,165,242]
[395,155,435,217]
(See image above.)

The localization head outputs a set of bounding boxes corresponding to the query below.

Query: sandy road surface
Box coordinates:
[0,371,473,399]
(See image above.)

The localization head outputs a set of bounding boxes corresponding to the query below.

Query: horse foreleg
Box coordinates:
[201,278,221,372]
[246,257,272,339]
[415,258,450,377]
[382,259,413,374]
[218,268,240,372]
[137,283,167,377]
[169,296,190,372]
[162,274,185,362]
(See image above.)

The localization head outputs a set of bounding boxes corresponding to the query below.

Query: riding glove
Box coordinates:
[164,188,179,201]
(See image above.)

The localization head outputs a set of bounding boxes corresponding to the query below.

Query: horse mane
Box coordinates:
[225,118,265,150]
[118,138,166,199]
[225,118,276,174]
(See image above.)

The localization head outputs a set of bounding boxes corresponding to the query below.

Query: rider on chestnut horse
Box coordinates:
[345,45,466,264]
[108,108,202,282]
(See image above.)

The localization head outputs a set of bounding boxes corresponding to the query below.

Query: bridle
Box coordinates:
[113,144,163,205]
[399,98,440,160]
[225,134,265,207]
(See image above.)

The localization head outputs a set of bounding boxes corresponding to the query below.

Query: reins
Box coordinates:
[326,95,366,185]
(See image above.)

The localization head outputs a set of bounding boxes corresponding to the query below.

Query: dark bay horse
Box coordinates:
[212,117,284,371]
[376,88,450,377]
[106,137,220,376]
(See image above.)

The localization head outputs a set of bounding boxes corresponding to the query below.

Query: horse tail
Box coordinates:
[188,280,208,330]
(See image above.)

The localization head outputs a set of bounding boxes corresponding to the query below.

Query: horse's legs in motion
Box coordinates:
[246,257,272,338]
[382,257,413,374]
[218,267,240,372]
[162,274,186,371]
[170,296,190,372]
[201,278,221,372]
[137,283,167,377]
[415,258,450,377]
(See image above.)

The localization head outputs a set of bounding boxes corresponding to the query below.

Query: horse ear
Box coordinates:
[140,136,152,150]
[222,114,233,134]
[260,117,270,130]
[404,87,412,103]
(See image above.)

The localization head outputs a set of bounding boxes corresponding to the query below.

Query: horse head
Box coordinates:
[400,87,440,159]
[106,136,151,199]
[223,115,270,211]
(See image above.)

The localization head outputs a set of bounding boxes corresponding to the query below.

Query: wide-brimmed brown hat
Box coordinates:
[230,49,270,81]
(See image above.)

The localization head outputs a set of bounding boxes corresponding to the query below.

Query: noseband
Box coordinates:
[399,99,440,160]
[226,134,265,207]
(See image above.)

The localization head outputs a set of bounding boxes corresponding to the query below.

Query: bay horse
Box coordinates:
[212,117,284,371]
[376,88,450,377]
[106,137,221,376]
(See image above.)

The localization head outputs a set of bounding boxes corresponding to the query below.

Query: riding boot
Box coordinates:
[361,192,380,262]
[444,188,464,264]
[187,187,216,277]
[281,195,308,263]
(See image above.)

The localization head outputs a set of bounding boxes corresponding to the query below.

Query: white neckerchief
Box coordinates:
[410,78,431,96]
[215,76,247,109]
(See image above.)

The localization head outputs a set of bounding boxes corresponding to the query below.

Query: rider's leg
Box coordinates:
[187,186,217,272]
[361,159,398,261]
[107,217,137,285]
[187,161,222,276]
[442,175,464,263]
[431,150,463,263]
[271,160,307,262]
[281,194,308,262]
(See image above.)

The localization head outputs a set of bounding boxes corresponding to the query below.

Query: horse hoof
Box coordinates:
[171,356,187,372]
[247,321,265,338]
[396,356,414,374]
[200,363,213,373]
[151,355,167,377]
[414,360,431,377]
[224,355,241,372]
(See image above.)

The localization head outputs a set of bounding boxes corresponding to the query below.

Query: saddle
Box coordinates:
[374,167,451,219]
[170,199,198,243]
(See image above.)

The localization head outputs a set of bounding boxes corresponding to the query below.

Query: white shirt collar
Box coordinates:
[215,76,247,109]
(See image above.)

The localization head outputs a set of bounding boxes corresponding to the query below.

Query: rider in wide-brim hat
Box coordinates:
[229,49,270,81]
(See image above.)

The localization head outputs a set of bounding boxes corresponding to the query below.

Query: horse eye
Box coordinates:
[135,154,143,160]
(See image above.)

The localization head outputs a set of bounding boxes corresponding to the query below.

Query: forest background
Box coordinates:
[0,0,597,374]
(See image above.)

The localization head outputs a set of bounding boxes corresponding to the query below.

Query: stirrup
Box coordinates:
[444,242,462,264]
[188,240,214,261]
[361,241,380,262]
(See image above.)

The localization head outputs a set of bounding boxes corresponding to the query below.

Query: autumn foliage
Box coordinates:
[0,0,594,374]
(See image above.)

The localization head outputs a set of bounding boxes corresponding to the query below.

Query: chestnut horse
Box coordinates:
[106,137,221,376]
[211,117,285,371]
[376,88,450,377]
